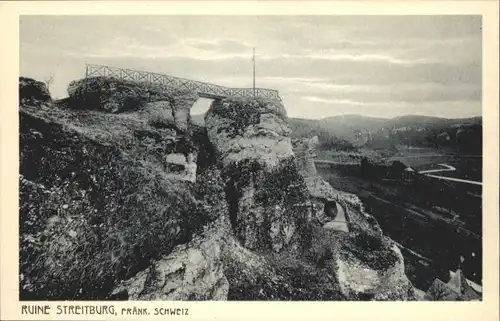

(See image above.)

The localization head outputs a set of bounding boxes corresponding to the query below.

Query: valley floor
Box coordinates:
[315,162,482,291]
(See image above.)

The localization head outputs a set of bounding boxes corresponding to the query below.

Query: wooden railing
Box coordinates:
[85,64,281,100]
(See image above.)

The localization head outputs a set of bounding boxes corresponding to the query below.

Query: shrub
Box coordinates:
[19,77,52,106]
[192,166,225,210]
[346,230,400,271]
[208,97,287,139]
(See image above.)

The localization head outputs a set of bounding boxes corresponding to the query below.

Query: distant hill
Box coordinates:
[288,114,482,154]
[190,111,482,155]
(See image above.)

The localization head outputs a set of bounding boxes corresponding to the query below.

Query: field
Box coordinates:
[317,145,483,182]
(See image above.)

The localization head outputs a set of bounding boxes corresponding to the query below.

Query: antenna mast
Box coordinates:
[253,47,256,98]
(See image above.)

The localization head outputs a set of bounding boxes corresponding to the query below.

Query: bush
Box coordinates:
[346,230,399,271]
[19,77,52,106]
[254,157,309,208]
[192,166,225,210]
[208,97,287,139]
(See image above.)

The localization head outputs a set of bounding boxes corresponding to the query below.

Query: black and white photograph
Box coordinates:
[17,14,485,303]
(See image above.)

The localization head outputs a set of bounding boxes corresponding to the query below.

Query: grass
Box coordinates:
[19,103,218,300]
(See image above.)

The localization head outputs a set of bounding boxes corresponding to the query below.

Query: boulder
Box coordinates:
[205,97,293,169]
[333,231,416,300]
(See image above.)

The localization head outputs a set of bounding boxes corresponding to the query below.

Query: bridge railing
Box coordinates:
[85,64,281,100]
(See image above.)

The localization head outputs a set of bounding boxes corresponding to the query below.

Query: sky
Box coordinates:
[20,15,482,119]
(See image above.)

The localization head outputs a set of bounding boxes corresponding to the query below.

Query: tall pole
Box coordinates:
[253,47,256,98]
[84,63,89,103]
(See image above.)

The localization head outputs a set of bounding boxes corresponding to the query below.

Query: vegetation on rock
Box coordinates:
[208,97,287,139]
[19,77,52,106]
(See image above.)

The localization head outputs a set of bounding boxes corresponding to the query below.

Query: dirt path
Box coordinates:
[323,202,349,232]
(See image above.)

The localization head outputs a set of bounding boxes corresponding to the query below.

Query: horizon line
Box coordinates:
[191,112,483,121]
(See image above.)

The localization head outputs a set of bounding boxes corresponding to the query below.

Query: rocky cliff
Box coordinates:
[205,97,310,253]
[19,77,416,301]
[292,136,319,177]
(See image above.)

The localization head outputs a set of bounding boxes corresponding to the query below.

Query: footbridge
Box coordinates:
[85,64,281,101]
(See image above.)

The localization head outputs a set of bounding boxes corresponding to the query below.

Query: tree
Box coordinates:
[390,160,407,180]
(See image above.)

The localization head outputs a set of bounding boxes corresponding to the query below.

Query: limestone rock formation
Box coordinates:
[307,226,416,301]
[67,77,200,182]
[291,137,343,224]
[334,236,416,300]
[111,219,229,300]
[205,97,311,252]
[292,136,319,177]
[291,136,383,234]
[137,99,198,182]
[205,97,293,168]
[67,77,198,125]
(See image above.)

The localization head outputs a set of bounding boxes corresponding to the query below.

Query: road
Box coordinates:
[392,154,482,159]
[417,163,482,186]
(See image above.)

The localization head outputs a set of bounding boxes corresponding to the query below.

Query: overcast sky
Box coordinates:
[20,15,482,119]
